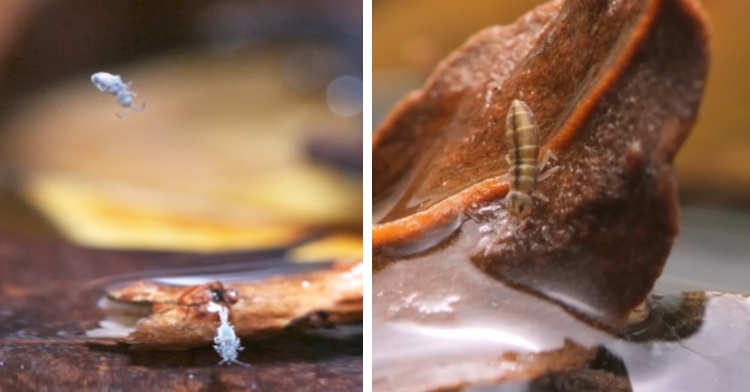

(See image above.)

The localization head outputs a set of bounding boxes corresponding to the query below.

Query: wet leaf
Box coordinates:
[89,261,363,350]
[373,0,710,389]
[373,0,709,325]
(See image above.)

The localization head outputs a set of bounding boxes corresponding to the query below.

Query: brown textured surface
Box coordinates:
[111,261,363,350]
[373,0,710,330]
[375,0,750,210]
[0,237,362,391]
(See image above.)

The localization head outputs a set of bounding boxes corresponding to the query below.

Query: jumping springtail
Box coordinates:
[91,72,145,118]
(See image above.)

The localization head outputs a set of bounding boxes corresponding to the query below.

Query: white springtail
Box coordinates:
[207,302,249,366]
[91,72,145,118]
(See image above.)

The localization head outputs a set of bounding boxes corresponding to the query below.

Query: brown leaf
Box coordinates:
[373,0,710,330]
[92,261,363,350]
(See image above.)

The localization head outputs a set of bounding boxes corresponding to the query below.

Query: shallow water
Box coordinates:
[374,206,750,391]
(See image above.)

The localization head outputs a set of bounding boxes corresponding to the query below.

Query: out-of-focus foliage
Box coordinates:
[0,1,363,257]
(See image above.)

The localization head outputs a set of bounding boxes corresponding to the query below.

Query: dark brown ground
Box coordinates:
[0,221,362,391]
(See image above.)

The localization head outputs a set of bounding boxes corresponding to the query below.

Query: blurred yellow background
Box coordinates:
[0,1,363,260]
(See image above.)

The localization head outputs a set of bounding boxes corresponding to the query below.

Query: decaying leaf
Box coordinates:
[373,0,710,390]
[87,260,363,350]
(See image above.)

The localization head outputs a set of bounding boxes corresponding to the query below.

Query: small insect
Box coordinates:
[504,99,558,217]
[207,301,249,367]
[91,72,145,118]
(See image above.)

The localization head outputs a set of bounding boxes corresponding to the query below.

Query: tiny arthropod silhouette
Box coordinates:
[504,99,558,217]
[91,72,145,118]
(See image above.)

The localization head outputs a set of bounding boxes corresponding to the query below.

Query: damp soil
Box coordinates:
[0,237,362,391]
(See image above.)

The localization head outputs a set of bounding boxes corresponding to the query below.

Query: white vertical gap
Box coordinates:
[362,0,373,390]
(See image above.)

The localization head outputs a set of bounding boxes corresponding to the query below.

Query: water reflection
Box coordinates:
[376,269,750,391]
[373,208,750,391]
[373,240,611,390]
[608,292,750,392]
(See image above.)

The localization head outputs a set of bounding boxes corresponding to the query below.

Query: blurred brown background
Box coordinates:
[0,0,363,253]
[373,0,750,292]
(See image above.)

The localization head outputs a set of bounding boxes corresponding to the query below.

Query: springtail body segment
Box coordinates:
[505,99,556,217]
[91,72,145,118]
